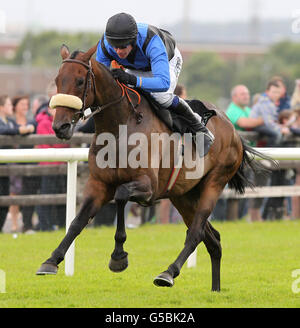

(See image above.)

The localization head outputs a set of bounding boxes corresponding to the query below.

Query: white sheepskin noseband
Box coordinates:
[49,93,83,110]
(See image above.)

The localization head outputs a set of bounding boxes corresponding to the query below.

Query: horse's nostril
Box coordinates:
[53,123,72,139]
[60,123,71,131]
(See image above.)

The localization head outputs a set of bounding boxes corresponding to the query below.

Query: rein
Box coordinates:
[58,58,142,125]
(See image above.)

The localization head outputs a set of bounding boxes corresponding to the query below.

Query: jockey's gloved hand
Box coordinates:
[111,69,137,86]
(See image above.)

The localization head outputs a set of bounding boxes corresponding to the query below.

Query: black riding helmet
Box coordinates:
[105,13,138,48]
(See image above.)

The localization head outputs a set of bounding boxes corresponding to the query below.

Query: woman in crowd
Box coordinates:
[35,104,69,231]
[0,95,34,232]
[8,95,35,233]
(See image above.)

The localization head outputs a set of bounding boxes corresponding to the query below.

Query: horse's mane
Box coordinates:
[70,49,114,79]
[93,58,114,77]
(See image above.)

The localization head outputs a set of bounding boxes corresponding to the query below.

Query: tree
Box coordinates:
[181,40,300,105]
[180,52,229,103]
[11,30,100,67]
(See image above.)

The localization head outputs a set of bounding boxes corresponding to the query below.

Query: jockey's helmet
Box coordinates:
[105,13,138,48]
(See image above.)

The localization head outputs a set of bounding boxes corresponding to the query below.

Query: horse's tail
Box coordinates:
[228,137,277,194]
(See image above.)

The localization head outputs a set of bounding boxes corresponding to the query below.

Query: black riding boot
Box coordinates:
[173,98,214,157]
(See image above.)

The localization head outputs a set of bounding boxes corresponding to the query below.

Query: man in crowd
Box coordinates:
[215,85,264,221]
[269,75,291,113]
[250,80,290,146]
[226,84,264,131]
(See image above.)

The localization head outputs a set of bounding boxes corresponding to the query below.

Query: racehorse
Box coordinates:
[36,44,272,291]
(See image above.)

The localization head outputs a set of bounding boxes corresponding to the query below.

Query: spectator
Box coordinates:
[35,105,69,231]
[260,110,297,220]
[0,95,34,233]
[290,106,300,133]
[280,108,300,220]
[21,84,57,233]
[222,85,263,221]
[31,82,57,120]
[9,95,35,233]
[269,75,291,112]
[21,94,50,234]
[290,80,300,219]
[252,93,261,106]
[250,81,290,220]
[250,80,290,147]
[30,94,49,118]
[291,79,300,110]
[279,109,299,135]
[226,85,264,132]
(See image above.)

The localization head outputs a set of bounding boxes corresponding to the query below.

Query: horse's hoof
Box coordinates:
[153,272,174,287]
[109,255,128,273]
[36,263,58,275]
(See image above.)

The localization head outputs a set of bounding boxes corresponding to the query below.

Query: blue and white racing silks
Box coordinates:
[96,23,174,93]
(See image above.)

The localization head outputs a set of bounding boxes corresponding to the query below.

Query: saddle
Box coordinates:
[137,89,217,135]
[110,61,216,134]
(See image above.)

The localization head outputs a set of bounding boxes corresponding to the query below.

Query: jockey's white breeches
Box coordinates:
[126,47,183,108]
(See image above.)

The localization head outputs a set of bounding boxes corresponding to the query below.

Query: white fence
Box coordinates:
[0,148,88,276]
[1,147,300,274]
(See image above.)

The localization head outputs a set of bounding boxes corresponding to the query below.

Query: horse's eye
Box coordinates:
[76,78,84,87]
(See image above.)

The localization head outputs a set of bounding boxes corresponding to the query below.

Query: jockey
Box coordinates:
[96,12,214,156]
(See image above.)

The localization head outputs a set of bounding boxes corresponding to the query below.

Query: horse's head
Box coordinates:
[51,44,97,139]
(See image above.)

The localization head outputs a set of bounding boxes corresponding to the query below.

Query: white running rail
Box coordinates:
[0,147,299,273]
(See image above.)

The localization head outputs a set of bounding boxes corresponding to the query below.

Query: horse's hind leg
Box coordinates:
[154,220,222,291]
[109,175,153,273]
[203,221,222,291]
[154,181,224,290]
[36,178,112,275]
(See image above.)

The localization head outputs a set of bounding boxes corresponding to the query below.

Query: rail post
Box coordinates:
[65,160,78,276]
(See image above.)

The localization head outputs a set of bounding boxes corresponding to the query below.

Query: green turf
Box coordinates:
[0,220,299,308]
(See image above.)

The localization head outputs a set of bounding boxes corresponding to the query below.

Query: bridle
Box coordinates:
[59,58,143,125]
[61,58,125,125]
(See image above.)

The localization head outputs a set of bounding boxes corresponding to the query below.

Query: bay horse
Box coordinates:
[36,44,271,291]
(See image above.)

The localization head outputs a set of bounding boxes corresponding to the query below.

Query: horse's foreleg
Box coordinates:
[109,197,128,272]
[109,175,153,273]
[36,179,111,275]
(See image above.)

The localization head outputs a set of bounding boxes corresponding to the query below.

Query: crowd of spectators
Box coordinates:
[215,76,300,222]
[1,76,300,233]
[0,82,69,233]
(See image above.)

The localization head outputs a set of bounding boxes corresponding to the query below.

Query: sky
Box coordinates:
[1,0,300,32]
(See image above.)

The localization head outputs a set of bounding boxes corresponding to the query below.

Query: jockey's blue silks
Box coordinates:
[96,23,174,93]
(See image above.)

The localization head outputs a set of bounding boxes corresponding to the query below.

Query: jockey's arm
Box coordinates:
[96,35,171,93]
[138,35,170,92]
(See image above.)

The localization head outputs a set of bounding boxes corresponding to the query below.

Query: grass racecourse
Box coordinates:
[0,220,300,308]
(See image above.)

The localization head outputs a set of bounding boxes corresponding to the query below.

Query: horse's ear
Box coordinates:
[82,44,97,62]
[60,44,70,60]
